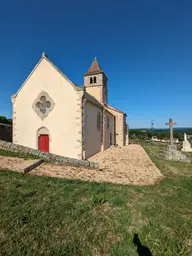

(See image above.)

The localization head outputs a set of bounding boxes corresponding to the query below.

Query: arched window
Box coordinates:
[97,112,101,130]
[90,77,93,84]
[93,76,97,83]
[107,116,109,128]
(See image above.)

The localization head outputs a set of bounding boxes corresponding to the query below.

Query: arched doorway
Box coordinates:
[37,127,50,152]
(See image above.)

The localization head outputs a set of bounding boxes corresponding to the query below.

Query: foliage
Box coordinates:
[129,129,183,141]
[0,147,192,255]
[0,116,12,125]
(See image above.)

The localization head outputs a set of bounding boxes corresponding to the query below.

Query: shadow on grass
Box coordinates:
[133,234,152,256]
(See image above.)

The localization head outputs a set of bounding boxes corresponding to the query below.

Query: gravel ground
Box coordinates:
[0,145,163,185]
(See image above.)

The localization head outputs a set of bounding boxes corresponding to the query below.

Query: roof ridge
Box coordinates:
[12,53,83,100]
[105,104,126,115]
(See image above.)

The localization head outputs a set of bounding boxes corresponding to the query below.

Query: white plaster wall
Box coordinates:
[12,58,82,159]
[84,73,106,104]
[85,101,102,158]
[104,111,115,150]
[85,86,102,103]
[84,73,103,86]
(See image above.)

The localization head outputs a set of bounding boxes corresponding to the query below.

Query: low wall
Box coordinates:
[0,123,12,142]
[0,140,99,169]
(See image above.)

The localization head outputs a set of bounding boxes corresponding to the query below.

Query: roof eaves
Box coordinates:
[12,56,45,99]
[45,57,82,91]
[105,104,127,115]
[12,53,84,99]
[104,108,115,117]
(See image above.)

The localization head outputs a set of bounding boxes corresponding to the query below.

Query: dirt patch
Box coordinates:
[0,156,42,172]
[0,145,163,185]
[0,156,26,172]
[89,145,163,185]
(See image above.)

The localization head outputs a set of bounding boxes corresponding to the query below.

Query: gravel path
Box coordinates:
[0,145,163,185]
[89,144,163,185]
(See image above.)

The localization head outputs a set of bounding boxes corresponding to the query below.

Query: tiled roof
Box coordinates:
[85,58,103,75]
[104,104,127,115]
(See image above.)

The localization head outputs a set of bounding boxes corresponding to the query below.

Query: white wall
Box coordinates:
[85,101,102,158]
[12,58,82,159]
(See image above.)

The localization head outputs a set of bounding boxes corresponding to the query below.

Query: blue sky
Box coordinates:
[0,0,192,128]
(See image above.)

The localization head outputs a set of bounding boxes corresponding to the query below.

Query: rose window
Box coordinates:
[32,91,55,120]
[36,96,51,114]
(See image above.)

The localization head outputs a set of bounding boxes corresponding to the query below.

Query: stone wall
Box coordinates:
[105,108,126,146]
[0,140,99,169]
[0,123,12,142]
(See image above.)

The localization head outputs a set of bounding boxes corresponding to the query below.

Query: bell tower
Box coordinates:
[84,58,108,104]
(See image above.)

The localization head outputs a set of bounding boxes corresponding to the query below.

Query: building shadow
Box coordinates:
[133,234,152,256]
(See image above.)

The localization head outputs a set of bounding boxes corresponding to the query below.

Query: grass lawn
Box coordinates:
[0,144,192,255]
[0,149,40,160]
[143,143,192,177]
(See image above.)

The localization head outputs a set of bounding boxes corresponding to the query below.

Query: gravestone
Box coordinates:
[164,118,190,163]
[181,133,192,152]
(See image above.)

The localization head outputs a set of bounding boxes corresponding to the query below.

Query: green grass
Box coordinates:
[184,152,192,161]
[0,144,192,255]
[143,143,192,177]
[0,149,40,160]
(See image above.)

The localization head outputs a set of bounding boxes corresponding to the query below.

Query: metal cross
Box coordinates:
[36,96,51,114]
[165,118,176,146]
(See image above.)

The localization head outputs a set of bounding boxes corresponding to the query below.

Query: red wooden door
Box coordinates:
[38,135,49,152]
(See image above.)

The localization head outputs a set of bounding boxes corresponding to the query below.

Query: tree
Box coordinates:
[0,116,12,125]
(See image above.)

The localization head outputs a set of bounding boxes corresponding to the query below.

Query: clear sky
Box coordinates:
[0,0,192,128]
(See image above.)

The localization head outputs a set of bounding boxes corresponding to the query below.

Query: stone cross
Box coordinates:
[165,118,176,146]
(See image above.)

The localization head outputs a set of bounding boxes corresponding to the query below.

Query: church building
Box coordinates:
[11,53,128,160]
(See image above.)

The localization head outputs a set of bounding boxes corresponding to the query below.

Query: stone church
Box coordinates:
[11,53,128,160]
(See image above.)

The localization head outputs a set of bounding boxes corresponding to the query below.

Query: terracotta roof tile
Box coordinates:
[85,58,103,75]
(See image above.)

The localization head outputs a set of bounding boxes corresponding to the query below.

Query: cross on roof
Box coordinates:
[165,118,176,146]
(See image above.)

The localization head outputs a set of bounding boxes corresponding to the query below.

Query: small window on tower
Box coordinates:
[94,76,97,83]
[97,112,101,130]
[90,77,93,84]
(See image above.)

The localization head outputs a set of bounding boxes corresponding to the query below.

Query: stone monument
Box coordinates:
[165,118,177,151]
[164,118,190,163]
[181,133,192,152]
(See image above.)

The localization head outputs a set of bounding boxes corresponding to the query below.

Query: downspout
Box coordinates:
[82,87,86,160]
